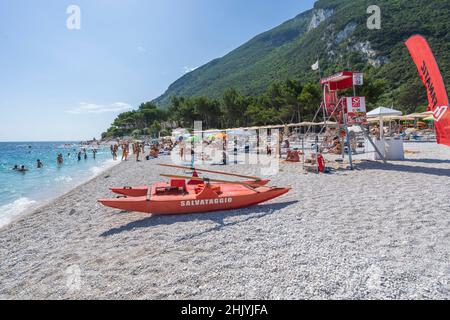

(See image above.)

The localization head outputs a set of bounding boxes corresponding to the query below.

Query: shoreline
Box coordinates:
[0,158,122,231]
[0,144,449,299]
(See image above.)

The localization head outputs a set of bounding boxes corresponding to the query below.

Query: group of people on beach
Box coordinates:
[110,141,164,162]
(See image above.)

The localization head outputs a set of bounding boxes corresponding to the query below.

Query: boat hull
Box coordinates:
[99,185,289,215]
[110,179,271,197]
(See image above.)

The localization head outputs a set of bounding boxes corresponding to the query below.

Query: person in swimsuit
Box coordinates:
[57,154,64,165]
[17,165,28,172]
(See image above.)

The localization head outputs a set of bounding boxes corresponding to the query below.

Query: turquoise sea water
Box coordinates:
[0,142,117,227]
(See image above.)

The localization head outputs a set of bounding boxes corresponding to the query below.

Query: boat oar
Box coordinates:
[158,163,262,181]
[160,174,260,193]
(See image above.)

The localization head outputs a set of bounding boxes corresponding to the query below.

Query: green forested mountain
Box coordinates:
[104,0,449,138]
[154,0,449,107]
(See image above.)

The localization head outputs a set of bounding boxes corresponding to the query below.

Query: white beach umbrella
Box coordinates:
[367,107,403,138]
[367,107,403,118]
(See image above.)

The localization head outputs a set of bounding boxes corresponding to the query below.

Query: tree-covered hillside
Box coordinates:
[153,0,449,107]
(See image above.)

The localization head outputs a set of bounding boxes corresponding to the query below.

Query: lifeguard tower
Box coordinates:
[320,71,388,165]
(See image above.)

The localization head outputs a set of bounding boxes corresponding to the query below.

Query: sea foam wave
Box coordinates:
[54,175,73,183]
[89,159,117,177]
[0,197,38,229]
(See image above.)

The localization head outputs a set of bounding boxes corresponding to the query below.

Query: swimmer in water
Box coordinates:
[57,153,64,165]
[17,165,28,172]
[37,159,43,168]
[13,165,19,170]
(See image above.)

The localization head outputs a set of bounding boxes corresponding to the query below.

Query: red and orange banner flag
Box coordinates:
[406,35,450,146]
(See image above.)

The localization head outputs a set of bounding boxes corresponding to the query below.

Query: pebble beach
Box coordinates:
[0,141,449,300]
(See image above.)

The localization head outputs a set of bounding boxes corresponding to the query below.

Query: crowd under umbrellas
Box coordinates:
[164,108,437,175]
[20,109,432,176]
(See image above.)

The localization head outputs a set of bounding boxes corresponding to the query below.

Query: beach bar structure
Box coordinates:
[366,107,405,161]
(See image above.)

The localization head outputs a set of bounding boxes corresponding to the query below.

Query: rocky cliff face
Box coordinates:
[308,8,335,31]
[153,0,449,107]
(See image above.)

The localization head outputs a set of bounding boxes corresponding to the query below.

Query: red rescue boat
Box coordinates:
[110,179,271,197]
[110,164,270,197]
[99,175,290,215]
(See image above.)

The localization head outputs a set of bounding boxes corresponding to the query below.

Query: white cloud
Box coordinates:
[137,46,147,53]
[67,102,132,114]
[183,66,198,74]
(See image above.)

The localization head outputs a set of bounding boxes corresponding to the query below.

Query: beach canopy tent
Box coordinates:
[367,107,403,118]
[367,107,403,139]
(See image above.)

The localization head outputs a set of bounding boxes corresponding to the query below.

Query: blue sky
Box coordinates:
[0,0,315,141]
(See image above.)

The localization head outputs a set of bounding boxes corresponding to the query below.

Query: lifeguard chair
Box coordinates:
[319,71,389,163]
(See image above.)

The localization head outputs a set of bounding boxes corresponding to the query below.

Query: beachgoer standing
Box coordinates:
[37,159,43,168]
[77,151,82,161]
[112,144,118,160]
[179,141,185,161]
[121,143,130,161]
[121,144,126,161]
[133,143,140,162]
[233,137,238,164]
